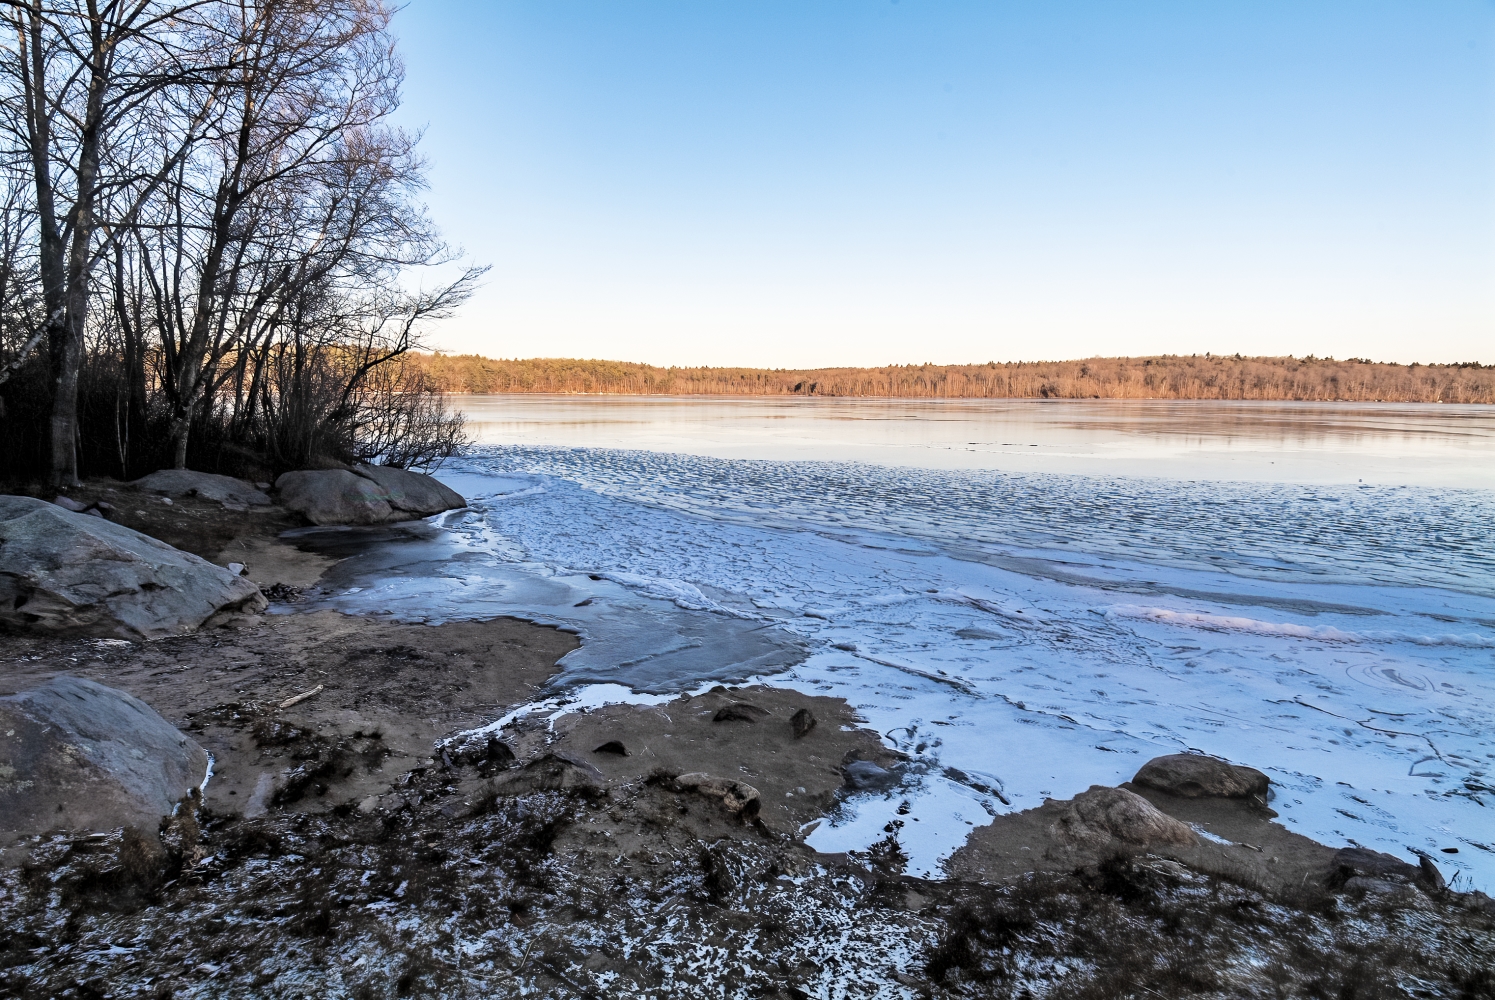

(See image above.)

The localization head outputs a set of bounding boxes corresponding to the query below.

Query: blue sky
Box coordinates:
[393,1,1494,366]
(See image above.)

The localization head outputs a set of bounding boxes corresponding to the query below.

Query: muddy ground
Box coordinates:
[1,485,1493,998]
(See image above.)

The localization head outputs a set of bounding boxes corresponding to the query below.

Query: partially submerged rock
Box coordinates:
[274,466,465,526]
[1132,753,1270,800]
[1053,785,1197,847]
[0,495,267,638]
[131,470,272,510]
[0,677,208,842]
[843,759,900,792]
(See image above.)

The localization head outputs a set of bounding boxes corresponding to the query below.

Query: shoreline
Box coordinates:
[2,480,1492,996]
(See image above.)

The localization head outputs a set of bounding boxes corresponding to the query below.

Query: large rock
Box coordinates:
[1132,754,1270,800]
[0,677,209,838]
[0,496,267,638]
[131,469,272,510]
[352,464,465,517]
[274,469,395,525]
[1052,785,1198,847]
[274,466,465,526]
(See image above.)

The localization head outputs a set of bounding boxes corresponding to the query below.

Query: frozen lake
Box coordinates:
[459,395,1495,488]
[306,397,1495,888]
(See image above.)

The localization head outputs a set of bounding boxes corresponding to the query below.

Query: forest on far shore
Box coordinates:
[414,353,1495,403]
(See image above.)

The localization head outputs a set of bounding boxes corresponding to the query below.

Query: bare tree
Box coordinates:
[0,0,219,483]
[0,0,479,481]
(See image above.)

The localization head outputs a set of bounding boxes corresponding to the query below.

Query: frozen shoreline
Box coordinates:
[297,446,1495,892]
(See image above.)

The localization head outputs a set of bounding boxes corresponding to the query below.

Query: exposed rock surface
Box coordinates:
[130,469,272,510]
[0,495,267,638]
[0,677,208,839]
[1053,785,1197,847]
[274,466,465,526]
[1132,753,1271,800]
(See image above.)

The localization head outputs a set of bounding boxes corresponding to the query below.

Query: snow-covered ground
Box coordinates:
[308,443,1495,891]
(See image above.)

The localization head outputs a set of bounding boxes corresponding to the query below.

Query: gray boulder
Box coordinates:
[131,469,272,510]
[1052,785,1198,847]
[353,464,465,517]
[274,466,464,526]
[0,495,266,638]
[1132,753,1270,800]
[0,677,208,838]
[274,469,396,525]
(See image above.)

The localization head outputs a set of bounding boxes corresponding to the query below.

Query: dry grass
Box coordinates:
[412,353,1495,403]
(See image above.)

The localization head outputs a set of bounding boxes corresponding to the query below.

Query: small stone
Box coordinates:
[675,772,761,819]
[227,562,246,576]
[52,495,88,512]
[790,708,817,738]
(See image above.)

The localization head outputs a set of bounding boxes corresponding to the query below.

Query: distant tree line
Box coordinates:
[413,353,1495,403]
[0,0,478,486]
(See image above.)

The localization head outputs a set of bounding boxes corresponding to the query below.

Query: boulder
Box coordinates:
[1053,785,1198,847]
[274,466,465,526]
[352,464,465,517]
[0,677,209,838]
[274,469,397,525]
[131,469,272,510]
[1330,846,1423,886]
[0,496,267,638]
[1132,754,1270,800]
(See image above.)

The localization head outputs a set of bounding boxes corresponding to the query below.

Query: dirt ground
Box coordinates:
[2,485,1494,998]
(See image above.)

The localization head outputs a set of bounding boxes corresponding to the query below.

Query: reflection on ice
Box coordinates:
[287,445,1495,890]
[286,519,807,692]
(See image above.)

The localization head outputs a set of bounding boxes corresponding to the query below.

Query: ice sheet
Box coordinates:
[295,446,1495,888]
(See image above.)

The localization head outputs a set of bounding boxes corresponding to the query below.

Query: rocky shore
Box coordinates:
[1,473,1492,998]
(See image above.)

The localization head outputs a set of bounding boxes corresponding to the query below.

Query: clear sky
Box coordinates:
[392,1,1495,367]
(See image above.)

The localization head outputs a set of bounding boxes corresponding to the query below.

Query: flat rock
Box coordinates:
[1132,753,1270,800]
[0,496,267,638]
[1053,785,1198,847]
[0,677,208,841]
[131,470,272,510]
[352,464,465,517]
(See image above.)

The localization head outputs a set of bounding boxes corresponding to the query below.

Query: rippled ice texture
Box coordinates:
[323,445,1495,888]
